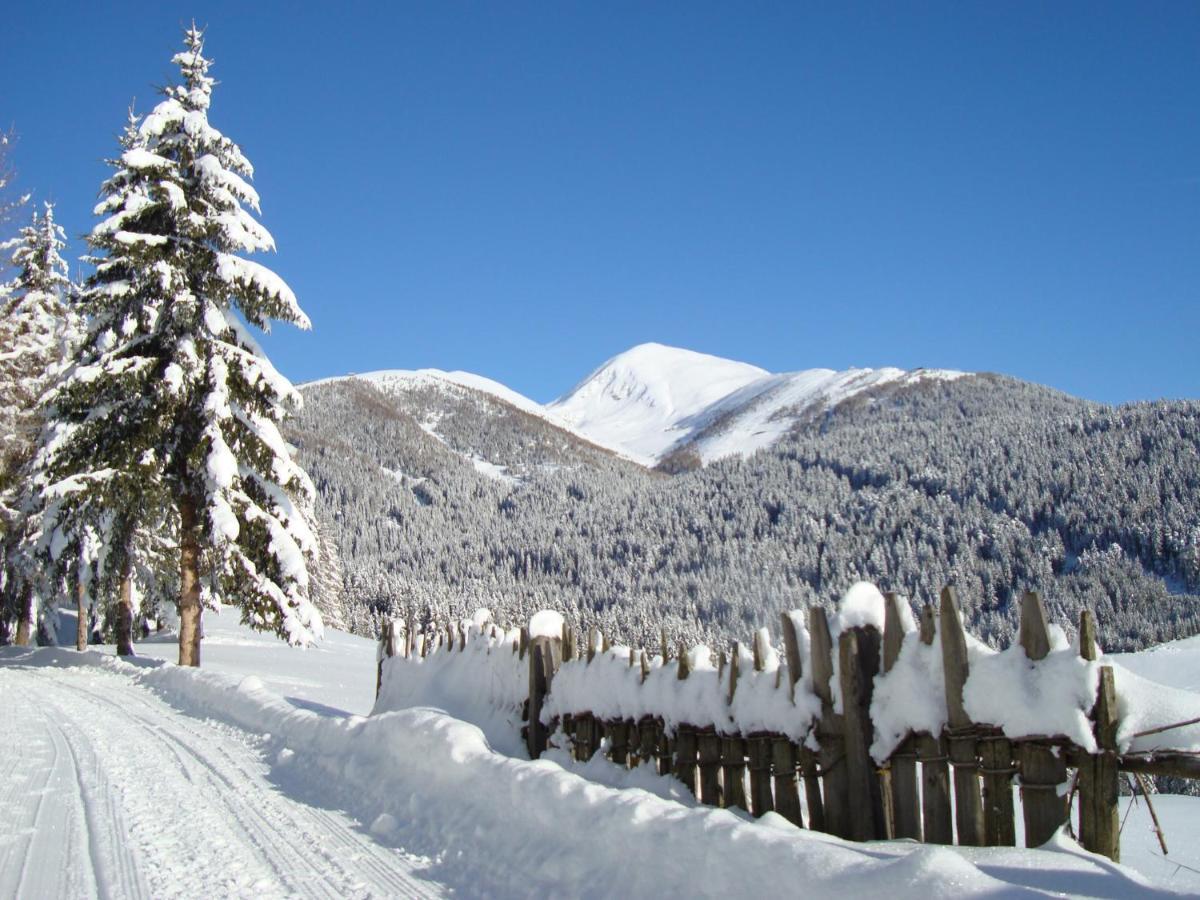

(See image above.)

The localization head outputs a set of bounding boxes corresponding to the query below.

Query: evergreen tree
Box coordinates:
[26,27,322,665]
[0,202,77,646]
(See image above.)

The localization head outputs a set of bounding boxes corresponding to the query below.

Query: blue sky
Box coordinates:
[2,2,1197,404]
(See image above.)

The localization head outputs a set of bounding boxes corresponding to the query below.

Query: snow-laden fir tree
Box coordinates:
[27,27,322,665]
[0,202,78,646]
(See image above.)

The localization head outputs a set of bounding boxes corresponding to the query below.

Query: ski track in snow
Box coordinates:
[0,665,443,900]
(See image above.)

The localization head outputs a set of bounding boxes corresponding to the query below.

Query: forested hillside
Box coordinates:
[290,373,1200,652]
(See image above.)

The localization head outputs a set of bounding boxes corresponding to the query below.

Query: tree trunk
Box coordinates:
[178,496,202,667]
[76,576,88,652]
[116,569,135,656]
[14,583,33,647]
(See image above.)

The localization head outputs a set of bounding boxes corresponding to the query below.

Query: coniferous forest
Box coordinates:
[290,373,1200,653]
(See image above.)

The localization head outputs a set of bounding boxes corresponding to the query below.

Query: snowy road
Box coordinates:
[0,662,444,899]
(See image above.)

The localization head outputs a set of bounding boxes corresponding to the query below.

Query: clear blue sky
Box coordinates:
[3,2,1197,404]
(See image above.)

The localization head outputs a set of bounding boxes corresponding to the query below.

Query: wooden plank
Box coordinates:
[721,736,748,811]
[1117,754,1200,779]
[810,605,848,838]
[781,612,803,701]
[746,637,774,818]
[674,726,699,796]
[940,586,985,846]
[748,735,775,817]
[1019,740,1068,848]
[839,627,885,841]
[1018,589,1051,661]
[527,637,550,757]
[799,746,825,832]
[917,732,954,844]
[728,642,741,703]
[1078,609,1098,662]
[574,713,592,761]
[697,729,722,805]
[1017,590,1070,848]
[639,716,658,766]
[1078,666,1120,861]
[883,593,921,841]
[656,719,672,777]
[610,720,630,767]
[979,729,1017,846]
[915,597,952,843]
[587,626,601,663]
[678,643,691,680]
[883,592,906,671]
[772,738,804,826]
[889,739,922,841]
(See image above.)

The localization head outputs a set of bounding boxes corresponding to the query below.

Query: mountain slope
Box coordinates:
[290,362,1200,653]
[548,343,966,467]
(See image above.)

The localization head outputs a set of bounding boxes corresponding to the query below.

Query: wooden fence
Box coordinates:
[377,588,1200,863]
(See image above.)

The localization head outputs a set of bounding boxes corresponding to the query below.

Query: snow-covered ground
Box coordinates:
[2,609,1198,898]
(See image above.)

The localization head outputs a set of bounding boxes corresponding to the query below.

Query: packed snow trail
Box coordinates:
[0,660,444,899]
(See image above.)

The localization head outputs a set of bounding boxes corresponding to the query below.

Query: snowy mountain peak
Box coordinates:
[548,343,770,464]
[304,346,968,470]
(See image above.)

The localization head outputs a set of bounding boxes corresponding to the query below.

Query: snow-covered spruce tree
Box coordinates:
[28,28,322,665]
[0,202,78,646]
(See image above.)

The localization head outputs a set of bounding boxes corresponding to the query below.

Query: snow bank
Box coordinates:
[374,619,527,757]
[59,652,1169,899]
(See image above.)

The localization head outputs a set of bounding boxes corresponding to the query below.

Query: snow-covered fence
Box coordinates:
[375,585,1200,864]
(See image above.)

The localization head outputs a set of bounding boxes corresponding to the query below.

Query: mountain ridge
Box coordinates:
[304,342,968,469]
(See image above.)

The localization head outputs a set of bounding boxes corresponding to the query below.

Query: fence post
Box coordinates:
[915,604,954,844]
[1077,610,1120,862]
[673,647,698,795]
[980,728,1017,846]
[811,606,849,838]
[376,618,398,699]
[747,631,775,818]
[526,633,562,758]
[778,611,814,828]
[883,593,921,841]
[1016,590,1070,847]
[840,626,885,840]
[721,644,749,811]
[940,586,986,846]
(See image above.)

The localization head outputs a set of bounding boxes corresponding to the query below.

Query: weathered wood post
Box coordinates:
[376,617,399,698]
[940,586,986,846]
[721,644,749,811]
[883,593,921,841]
[697,728,722,805]
[916,604,954,844]
[775,611,810,828]
[673,647,699,796]
[527,632,563,758]
[747,630,776,818]
[840,625,885,841]
[980,727,1017,847]
[1077,610,1120,862]
[811,606,849,838]
[1017,590,1070,848]
[610,718,630,767]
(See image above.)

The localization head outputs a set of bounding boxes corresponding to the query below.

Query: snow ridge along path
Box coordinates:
[4,639,1194,899]
[0,652,443,900]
